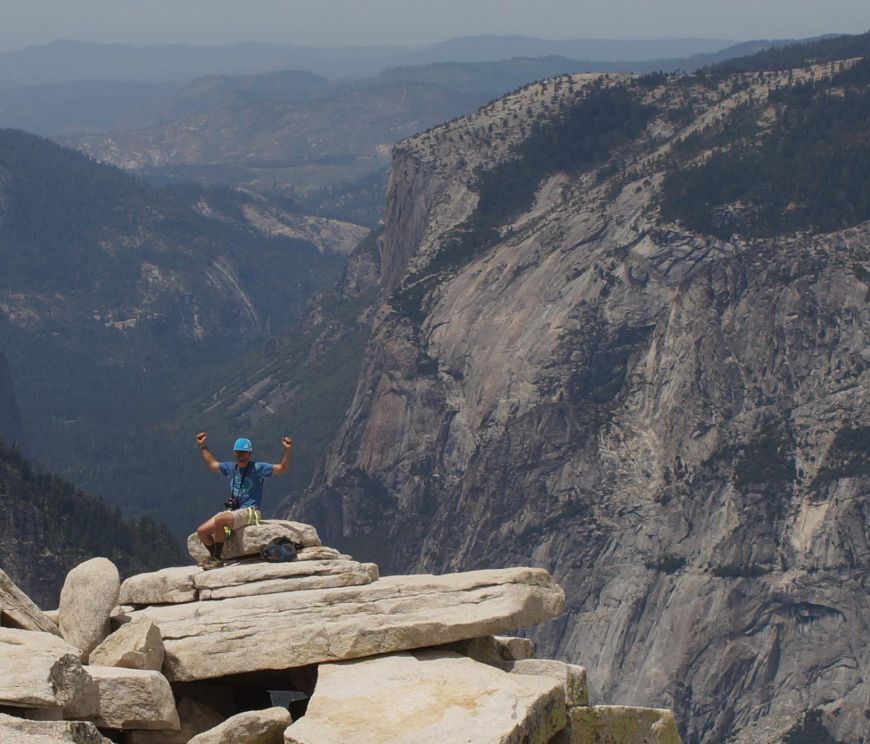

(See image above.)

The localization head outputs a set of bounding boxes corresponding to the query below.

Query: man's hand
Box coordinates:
[274,436,294,475]
[197,432,221,473]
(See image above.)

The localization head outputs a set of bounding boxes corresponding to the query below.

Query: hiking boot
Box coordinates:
[199,556,223,571]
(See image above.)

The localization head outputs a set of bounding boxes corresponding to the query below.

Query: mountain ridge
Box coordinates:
[289,46,870,743]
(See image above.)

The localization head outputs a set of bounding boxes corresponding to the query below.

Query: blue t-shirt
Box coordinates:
[218,461,274,509]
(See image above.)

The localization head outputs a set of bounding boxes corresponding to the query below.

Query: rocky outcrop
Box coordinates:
[283,650,566,744]
[292,62,870,743]
[0,538,681,742]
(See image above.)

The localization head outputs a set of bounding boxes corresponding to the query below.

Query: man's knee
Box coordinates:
[213,512,235,534]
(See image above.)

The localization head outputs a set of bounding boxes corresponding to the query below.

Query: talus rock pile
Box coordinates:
[1,521,682,742]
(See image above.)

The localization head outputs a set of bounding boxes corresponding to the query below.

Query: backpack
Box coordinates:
[260,536,303,562]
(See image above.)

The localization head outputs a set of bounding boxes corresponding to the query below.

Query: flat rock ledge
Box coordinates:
[120,559,378,605]
[284,650,566,744]
[123,567,566,682]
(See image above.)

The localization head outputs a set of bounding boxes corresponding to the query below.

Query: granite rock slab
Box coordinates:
[125,567,565,682]
[283,650,565,744]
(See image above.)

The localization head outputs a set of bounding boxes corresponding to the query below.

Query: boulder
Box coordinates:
[0,568,61,634]
[86,666,180,730]
[0,712,110,743]
[283,650,565,744]
[0,628,99,718]
[120,567,202,605]
[187,521,321,563]
[59,558,120,660]
[195,560,379,600]
[188,707,291,744]
[89,619,165,671]
[558,706,682,744]
[125,567,565,682]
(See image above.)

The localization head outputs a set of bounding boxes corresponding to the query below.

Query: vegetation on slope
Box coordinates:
[661,58,870,238]
[0,437,183,608]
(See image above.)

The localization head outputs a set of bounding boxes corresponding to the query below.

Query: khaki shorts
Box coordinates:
[224,507,261,530]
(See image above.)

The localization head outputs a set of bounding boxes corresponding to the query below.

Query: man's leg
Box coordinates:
[211,512,237,560]
[197,516,218,555]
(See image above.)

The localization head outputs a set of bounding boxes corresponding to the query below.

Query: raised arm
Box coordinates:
[195,432,222,474]
[272,436,294,476]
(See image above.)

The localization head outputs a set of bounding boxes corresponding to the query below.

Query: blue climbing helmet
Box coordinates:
[233,437,253,452]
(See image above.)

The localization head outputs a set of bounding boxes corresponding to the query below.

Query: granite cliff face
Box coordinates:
[293,62,870,743]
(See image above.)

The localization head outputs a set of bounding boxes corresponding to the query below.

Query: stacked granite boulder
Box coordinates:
[1,520,682,743]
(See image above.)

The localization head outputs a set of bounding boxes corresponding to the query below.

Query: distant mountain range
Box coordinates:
[0,37,738,88]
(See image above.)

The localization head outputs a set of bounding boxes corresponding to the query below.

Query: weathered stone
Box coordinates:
[196,560,379,599]
[560,706,682,744]
[89,619,165,671]
[0,712,110,743]
[189,707,291,744]
[120,567,202,605]
[284,650,565,744]
[187,521,321,563]
[502,659,589,707]
[0,568,61,634]
[127,567,565,682]
[0,628,99,717]
[59,558,120,660]
[492,634,535,660]
[87,666,180,731]
[297,546,350,561]
[125,686,236,744]
[449,634,536,664]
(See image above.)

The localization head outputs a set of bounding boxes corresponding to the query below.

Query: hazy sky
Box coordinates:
[1,0,869,52]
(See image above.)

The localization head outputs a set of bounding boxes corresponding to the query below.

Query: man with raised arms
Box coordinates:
[194,432,294,569]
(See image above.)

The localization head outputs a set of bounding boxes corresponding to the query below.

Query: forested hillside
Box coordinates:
[0,438,182,608]
[0,129,346,530]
